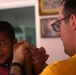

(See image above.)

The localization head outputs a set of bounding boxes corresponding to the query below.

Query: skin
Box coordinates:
[0,31,49,75]
[10,41,30,75]
[30,45,49,75]
[0,32,16,65]
[58,3,76,56]
[10,41,49,75]
[0,31,33,75]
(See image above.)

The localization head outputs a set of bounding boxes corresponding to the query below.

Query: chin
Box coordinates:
[64,49,74,56]
[64,49,70,56]
[0,59,11,66]
[0,61,6,65]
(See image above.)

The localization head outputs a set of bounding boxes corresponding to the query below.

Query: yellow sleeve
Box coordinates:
[39,55,76,75]
[39,62,59,75]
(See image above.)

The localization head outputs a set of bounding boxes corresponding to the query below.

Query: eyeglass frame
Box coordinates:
[51,14,71,32]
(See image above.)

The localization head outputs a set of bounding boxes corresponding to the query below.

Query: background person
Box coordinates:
[40,0,76,75]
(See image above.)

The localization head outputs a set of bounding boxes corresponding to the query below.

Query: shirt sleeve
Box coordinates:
[39,62,59,75]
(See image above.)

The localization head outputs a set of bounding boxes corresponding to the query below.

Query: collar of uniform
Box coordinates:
[71,54,76,58]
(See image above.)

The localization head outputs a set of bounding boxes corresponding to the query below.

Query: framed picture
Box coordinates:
[40,16,59,37]
[39,0,62,15]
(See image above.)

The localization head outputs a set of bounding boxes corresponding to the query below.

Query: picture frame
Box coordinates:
[40,16,59,37]
[39,0,62,15]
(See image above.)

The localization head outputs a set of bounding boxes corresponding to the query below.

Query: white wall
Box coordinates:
[0,0,69,64]
[0,0,35,10]
[0,0,22,3]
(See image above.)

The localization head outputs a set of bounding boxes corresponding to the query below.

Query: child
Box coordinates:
[0,21,17,75]
[0,21,49,75]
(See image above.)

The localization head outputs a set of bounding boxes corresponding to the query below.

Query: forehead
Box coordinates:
[0,32,11,42]
[58,5,64,19]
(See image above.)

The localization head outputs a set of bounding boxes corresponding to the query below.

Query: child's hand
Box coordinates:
[12,40,31,66]
[30,45,49,75]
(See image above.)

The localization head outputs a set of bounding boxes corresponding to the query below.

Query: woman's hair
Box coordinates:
[0,21,15,42]
[61,0,76,16]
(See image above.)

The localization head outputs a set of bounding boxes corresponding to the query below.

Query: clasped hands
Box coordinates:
[12,40,49,75]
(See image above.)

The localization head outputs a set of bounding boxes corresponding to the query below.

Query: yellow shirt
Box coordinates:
[40,54,76,75]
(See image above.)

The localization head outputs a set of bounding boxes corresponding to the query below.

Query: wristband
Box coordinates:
[10,62,26,75]
[10,62,23,69]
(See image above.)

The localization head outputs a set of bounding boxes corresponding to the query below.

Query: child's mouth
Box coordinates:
[0,55,3,60]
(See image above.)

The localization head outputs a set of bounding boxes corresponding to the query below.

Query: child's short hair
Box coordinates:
[0,21,15,42]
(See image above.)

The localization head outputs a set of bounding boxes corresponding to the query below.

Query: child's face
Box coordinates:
[0,32,14,65]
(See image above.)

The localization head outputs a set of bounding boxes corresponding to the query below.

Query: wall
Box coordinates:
[0,0,23,3]
[0,0,35,10]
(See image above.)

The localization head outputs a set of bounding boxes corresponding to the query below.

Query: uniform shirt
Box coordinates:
[40,54,76,75]
[0,64,9,75]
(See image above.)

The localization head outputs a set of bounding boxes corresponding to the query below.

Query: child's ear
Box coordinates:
[13,38,17,45]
